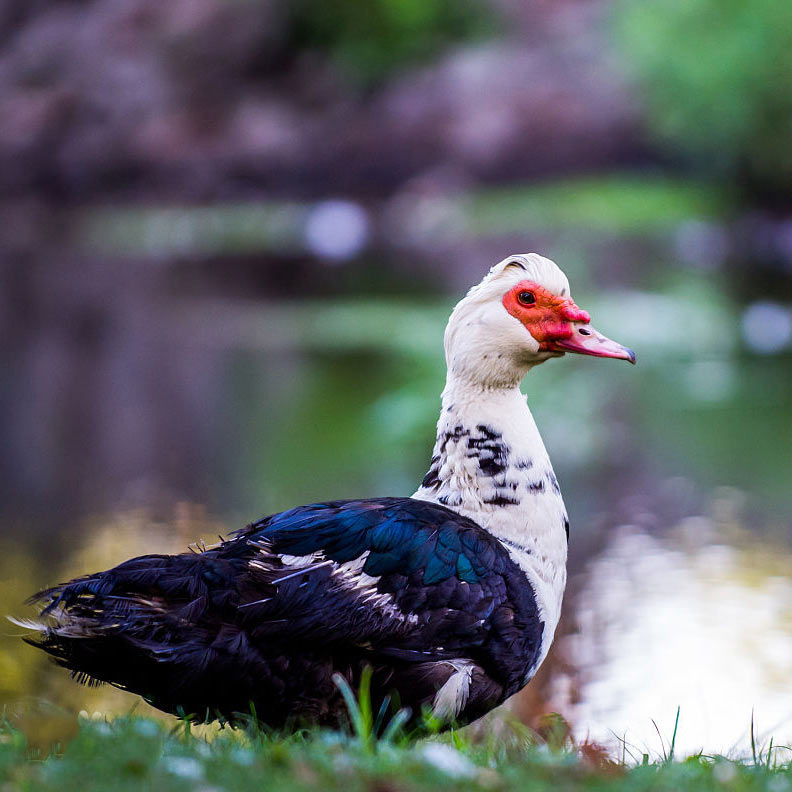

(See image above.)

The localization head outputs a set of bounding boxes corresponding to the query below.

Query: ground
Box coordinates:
[2,711,791,792]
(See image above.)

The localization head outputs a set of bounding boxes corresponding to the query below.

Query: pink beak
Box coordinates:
[549,324,636,363]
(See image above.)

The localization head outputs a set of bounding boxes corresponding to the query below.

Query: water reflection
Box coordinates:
[557,496,792,757]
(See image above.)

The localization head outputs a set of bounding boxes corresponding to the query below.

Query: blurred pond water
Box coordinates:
[1,188,791,756]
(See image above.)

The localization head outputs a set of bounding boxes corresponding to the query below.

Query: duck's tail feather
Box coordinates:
[16,552,250,717]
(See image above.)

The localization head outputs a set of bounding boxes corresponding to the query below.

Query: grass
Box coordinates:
[2,706,791,791]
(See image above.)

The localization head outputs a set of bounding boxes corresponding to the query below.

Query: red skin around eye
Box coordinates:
[502,281,591,349]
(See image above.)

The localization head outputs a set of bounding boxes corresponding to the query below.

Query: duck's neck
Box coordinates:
[412,374,568,671]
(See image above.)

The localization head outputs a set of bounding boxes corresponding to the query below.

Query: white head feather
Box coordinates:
[444,253,572,388]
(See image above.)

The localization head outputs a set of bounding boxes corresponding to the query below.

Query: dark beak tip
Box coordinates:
[625,347,636,364]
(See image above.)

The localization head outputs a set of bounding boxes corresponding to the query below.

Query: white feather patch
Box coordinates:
[432,659,475,719]
[6,615,47,632]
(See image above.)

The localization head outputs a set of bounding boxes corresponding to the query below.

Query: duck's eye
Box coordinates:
[518,291,536,306]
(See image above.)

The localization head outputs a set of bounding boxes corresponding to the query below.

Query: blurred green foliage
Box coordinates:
[616,0,792,198]
[465,177,727,236]
[287,0,493,85]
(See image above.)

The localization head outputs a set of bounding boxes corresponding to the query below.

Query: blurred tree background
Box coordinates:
[617,0,792,200]
[286,0,493,85]
[0,0,791,756]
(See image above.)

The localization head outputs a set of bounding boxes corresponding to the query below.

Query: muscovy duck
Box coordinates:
[20,253,634,728]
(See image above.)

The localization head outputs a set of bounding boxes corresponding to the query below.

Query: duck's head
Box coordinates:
[445,253,635,388]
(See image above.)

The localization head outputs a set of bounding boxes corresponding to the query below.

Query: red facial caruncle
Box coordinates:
[502,280,635,363]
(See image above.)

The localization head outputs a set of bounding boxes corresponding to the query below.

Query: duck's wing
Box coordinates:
[232,497,543,697]
[234,497,515,652]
